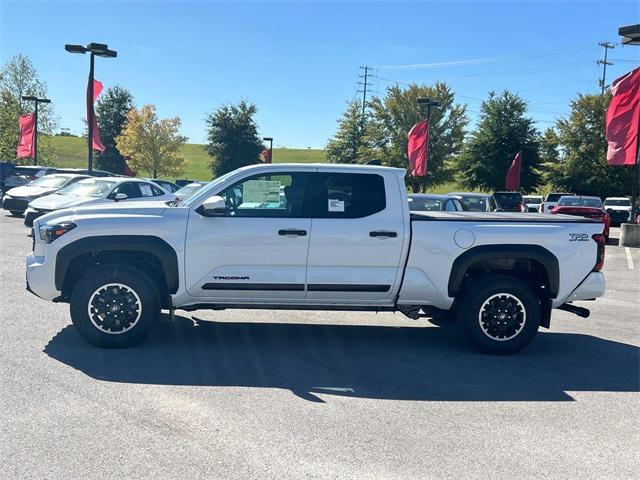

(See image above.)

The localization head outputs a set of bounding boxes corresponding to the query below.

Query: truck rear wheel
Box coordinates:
[457,274,540,354]
[70,264,161,348]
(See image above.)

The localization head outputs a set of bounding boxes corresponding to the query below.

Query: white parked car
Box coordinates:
[26,163,606,354]
[2,173,89,216]
[539,192,574,213]
[522,195,543,213]
[603,197,632,225]
[24,177,175,227]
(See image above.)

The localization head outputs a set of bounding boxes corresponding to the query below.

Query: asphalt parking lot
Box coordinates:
[1,212,638,479]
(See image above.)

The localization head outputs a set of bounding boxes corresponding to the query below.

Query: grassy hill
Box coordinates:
[47,136,463,193]
[49,136,327,181]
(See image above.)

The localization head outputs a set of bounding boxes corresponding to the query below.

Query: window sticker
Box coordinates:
[328,198,345,212]
[243,180,281,203]
[140,184,153,197]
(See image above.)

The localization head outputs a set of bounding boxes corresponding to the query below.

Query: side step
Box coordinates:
[557,303,590,318]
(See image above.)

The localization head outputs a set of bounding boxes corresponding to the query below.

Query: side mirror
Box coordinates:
[199,195,226,216]
[114,193,128,201]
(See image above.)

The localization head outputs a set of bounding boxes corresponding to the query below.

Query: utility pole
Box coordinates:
[597,41,615,94]
[358,65,370,121]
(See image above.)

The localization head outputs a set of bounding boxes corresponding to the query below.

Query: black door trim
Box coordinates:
[202,283,305,291]
[307,284,391,292]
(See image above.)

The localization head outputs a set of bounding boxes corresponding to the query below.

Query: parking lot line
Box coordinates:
[625,247,634,270]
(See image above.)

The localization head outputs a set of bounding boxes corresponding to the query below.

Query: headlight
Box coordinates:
[39,221,76,243]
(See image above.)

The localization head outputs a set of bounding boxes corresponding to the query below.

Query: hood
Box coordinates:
[29,193,100,210]
[5,185,58,199]
[36,200,170,226]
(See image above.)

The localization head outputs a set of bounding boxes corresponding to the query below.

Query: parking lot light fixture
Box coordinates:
[20,95,51,166]
[619,24,640,45]
[64,42,118,174]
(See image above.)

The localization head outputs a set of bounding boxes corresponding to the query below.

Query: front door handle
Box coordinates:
[279,229,307,236]
[369,230,398,238]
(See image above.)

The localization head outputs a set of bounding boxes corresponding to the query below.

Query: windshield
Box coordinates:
[604,199,631,207]
[523,196,542,203]
[180,172,234,207]
[458,195,488,212]
[28,175,71,188]
[546,193,572,202]
[175,183,204,199]
[557,197,602,208]
[57,179,115,198]
[408,197,442,211]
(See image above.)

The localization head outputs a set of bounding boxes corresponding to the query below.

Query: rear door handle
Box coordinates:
[278,229,307,236]
[369,231,398,238]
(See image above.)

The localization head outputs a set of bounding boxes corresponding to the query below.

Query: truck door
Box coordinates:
[184,171,312,302]
[305,170,407,303]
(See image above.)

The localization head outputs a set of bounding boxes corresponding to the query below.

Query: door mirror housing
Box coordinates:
[114,193,128,201]
[199,195,227,216]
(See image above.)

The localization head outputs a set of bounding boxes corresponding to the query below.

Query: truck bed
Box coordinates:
[410,211,600,223]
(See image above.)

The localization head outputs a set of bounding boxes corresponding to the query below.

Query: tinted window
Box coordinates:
[604,199,631,206]
[459,195,488,212]
[150,184,166,196]
[219,173,307,217]
[409,196,442,212]
[112,182,142,199]
[311,173,386,218]
[557,197,603,208]
[494,192,523,208]
[547,193,572,202]
[444,199,458,211]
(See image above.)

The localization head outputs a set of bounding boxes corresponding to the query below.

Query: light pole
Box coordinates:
[65,42,117,174]
[618,24,640,223]
[263,137,273,163]
[416,98,441,191]
[20,96,51,165]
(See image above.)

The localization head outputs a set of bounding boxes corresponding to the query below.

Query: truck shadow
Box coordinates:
[44,314,639,403]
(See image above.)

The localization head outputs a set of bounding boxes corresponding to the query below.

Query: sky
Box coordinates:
[1,0,639,148]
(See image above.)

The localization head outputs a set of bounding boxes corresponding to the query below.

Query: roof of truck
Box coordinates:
[234,163,406,174]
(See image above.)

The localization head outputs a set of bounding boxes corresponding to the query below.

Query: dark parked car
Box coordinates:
[408,194,465,212]
[493,191,526,212]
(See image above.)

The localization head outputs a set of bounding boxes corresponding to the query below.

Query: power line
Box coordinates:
[597,41,615,94]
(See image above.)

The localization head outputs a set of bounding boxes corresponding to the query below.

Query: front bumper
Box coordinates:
[2,197,29,213]
[26,252,61,301]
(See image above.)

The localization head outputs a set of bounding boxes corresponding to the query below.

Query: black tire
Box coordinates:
[70,264,161,348]
[457,274,541,354]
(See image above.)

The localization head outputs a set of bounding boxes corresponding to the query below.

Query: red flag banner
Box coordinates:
[606,66,640,166]
[407,120,428,176]
[505,151,522,191]
[262,148,272,163]
[87,78,105,152]
[17,113,36,158]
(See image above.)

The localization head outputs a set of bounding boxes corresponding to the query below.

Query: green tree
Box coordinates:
[538,127,561,186]
[551,92,634,197]
[457,91,540,192]
[115,105,187,178]
[0,54,56,164]
[326,99,370,164]
[206,101,263,177]
[95,86,135,174]
[367,82,468,190]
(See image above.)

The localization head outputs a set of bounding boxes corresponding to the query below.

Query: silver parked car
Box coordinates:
[408,194,465,212]
[447,192,499,212]
[24,177,175,227]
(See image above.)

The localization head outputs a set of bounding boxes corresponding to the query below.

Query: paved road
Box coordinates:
[1,213,638,479]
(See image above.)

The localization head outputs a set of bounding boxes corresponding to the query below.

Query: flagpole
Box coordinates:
[87,52,95,175]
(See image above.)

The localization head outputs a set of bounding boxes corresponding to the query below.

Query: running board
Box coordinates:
[557,303,590,318]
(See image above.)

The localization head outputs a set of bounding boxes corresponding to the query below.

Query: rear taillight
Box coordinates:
[592,234,606,271]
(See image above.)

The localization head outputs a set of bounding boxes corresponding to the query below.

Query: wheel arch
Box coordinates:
[448,244,560,300]
[55,235,179,305]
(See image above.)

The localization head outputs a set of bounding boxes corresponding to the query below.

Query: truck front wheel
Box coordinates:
[457,274,541,354]
[70,264,161,348]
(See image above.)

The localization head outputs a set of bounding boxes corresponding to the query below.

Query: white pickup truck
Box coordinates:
[26,164,607,354]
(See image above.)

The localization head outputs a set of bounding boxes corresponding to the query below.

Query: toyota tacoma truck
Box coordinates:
[26,164,607,354]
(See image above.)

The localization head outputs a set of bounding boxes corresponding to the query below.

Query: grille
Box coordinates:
[2,197,28,212]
